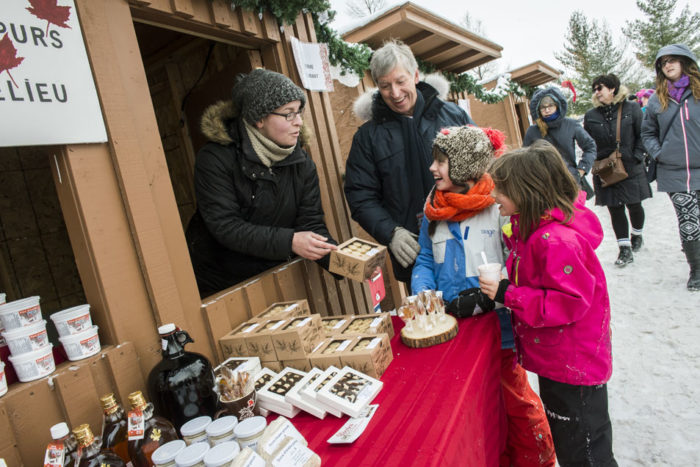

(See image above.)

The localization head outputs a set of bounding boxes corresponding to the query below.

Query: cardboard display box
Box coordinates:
[328,313,395,339]
[341,334,393,379]
[316,366,383,418]
[308,337,355,371]
[255,300,310,320]
[270,315,322,360]
[329,238,387,282]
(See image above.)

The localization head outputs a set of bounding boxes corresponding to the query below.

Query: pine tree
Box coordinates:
[623,0,700,68]
[556,11,644,115]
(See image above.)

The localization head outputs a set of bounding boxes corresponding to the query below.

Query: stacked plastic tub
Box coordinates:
[50,304,101,361]
[0,296,55,384]
[0,293,6,396]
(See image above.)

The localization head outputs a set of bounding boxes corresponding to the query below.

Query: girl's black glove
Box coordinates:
[446,288,495,318]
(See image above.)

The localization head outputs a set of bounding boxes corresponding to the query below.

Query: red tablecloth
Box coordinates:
[283,313,507,466]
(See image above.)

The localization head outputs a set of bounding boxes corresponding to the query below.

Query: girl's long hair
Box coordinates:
[488,140,579,241]
[655,56,700,111]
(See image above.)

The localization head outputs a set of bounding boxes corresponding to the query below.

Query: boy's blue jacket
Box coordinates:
[412,205,507,301]
[411,204,513,348]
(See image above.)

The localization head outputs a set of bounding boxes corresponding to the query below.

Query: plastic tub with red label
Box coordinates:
[0,296,42,331]
[58,325,100,361]
[50,304,93,337]
[2,319,49,355]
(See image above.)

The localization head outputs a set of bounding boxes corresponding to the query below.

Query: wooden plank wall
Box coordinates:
[0,343,145,466]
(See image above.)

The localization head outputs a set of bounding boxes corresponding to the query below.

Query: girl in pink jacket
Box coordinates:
[481,140,617,467]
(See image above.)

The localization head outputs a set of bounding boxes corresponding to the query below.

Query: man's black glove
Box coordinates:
[446,287,495,318]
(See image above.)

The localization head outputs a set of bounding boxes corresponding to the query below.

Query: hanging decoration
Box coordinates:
[229,0,526,103]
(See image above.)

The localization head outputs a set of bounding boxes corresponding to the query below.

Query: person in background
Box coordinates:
[523,86,597,190]
[186,69,337,297]
[411,126,556,467]
[641,44,700,291]
[344,40,474,286]
[635,88,655,112]
[482,141,617,467]
[584,74,652,267]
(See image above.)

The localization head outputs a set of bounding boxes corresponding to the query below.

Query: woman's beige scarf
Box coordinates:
[244,120,295,167]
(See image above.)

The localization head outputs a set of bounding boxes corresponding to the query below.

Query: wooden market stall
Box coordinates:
[0,1,373,464]
[467,60,561,148]
[328,1,503,303]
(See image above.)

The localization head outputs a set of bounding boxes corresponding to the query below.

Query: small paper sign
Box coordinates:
[290,37,333,92]
[327,404,378,444]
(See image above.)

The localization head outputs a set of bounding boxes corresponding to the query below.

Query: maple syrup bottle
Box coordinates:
[147,324,218,430]
[44,422,77,467]
[100,393,131,464]
[127,390,178,467]
[72,424,125,467]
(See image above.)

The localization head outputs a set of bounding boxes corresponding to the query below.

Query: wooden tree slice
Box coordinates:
[400,314,458,348]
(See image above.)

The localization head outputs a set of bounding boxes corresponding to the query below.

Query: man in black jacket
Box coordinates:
[186,69,337,297]
[344,40,474,284]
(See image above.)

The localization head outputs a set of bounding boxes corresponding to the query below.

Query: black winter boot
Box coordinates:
[682,240,700,291]
[631,234,643,252]
[615,246,633,267]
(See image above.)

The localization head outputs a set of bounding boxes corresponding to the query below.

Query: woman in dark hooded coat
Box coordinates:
[584,74,652,267]
[523,86,597,188]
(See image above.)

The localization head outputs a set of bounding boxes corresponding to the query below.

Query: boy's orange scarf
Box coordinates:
[424,174,496,222]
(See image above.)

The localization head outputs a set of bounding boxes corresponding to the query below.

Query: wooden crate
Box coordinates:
[0,343,145,466]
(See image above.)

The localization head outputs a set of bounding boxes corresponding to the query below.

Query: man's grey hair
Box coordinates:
[369,40,418,83]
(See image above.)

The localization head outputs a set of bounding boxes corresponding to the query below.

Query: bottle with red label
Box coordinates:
[99,393,131,464]
[127,390,178,467]
[44,422,77,467]
[72,424,125,467]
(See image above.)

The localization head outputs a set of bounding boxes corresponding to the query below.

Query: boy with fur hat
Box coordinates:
[412,126,555,467]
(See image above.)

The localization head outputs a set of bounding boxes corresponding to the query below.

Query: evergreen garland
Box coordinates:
[228,0,525,103]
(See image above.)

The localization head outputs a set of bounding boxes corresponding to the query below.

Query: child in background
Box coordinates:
[412,126,555,467]
[481,140,617,466]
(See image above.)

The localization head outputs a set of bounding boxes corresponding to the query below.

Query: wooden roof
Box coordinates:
[508,61,560,87]
[341,2,502,74]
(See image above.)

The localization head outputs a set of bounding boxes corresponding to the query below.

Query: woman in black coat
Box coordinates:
[186,69,337,297]
[584,74,652,267]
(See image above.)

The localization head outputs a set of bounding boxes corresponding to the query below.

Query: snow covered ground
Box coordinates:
[530,185,700,466]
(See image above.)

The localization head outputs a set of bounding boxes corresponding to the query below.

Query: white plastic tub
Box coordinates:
[2,319,49,355]
[59,325,100,361]
[0,361,7,397]
[50,304,92,337]
[0,296,42,331]
[8,344,55,382]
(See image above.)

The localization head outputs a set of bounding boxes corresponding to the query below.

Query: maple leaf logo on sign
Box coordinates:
[0,34,25,88]
[26,0,72,35]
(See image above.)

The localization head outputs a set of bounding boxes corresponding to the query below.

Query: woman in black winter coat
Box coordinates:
[186,69,337,297]
[584,74,652,267]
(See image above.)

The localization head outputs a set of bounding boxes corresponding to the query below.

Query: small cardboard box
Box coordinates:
[308,336,355,371]
[329,237,387,282]
[320,316,351,337]
[341,313,395,339]
[299,366,343,418]
[218,320,282,362]
[268,315,322,360]
[340,334,393,379]
[257,367,306,418]
[255,300,310,320]
[248,319,289,362]
[219,321,263,359]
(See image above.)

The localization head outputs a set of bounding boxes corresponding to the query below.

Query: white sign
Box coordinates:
[290,36,333,92]
[0,0,107,147]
